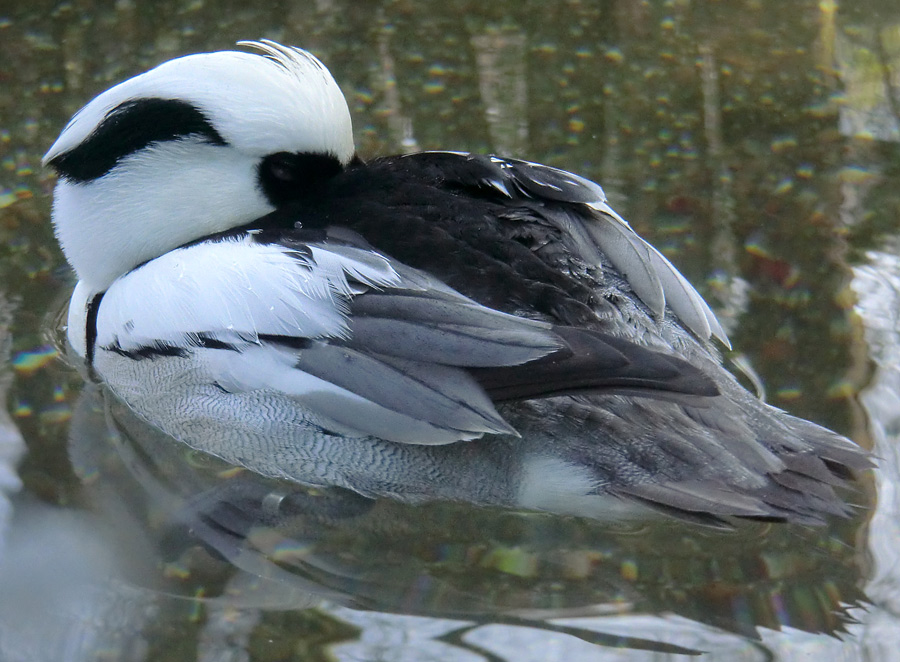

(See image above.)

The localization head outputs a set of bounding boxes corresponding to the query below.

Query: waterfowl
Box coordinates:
[44,40,869,525]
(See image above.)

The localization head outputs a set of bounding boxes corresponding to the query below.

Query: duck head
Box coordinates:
[43,40,355,292]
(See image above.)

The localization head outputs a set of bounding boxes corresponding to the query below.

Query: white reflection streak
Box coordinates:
[329,607,482,662]
[851,246,900,660]
[0,304,152,662]
[0,294,24,560]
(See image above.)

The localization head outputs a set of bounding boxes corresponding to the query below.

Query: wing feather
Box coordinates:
[452,153,732,346]
[97,235,400,349]
[347,290,561,366]
[96,230,719,445]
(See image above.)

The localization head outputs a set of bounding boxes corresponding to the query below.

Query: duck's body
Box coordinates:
[46,42,868,525]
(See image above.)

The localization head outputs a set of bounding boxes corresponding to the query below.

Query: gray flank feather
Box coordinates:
[582,209,666,317]
[293,341,516,438]
[347,291,560,367]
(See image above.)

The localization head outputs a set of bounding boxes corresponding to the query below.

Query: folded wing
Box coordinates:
[96,230,718,445]
[405,152,730,347]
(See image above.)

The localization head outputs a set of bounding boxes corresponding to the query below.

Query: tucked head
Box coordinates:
[44,40,354,291]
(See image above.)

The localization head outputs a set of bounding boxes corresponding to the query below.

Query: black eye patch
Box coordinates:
[258,151,344,206]
[48,98,228,183]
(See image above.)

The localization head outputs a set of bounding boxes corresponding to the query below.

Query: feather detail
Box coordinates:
[97,235,401,350]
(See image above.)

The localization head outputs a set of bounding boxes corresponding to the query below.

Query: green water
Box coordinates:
[2,1,899,659]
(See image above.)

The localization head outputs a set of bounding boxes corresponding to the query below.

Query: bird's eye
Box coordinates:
[265,152,298,182]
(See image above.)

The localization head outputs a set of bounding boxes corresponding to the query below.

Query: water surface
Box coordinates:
[2,1,899,660]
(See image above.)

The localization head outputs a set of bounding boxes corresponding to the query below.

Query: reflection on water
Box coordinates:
[2,0,900,659]
[851,246,900,658]
[0,295,25,533]
[2,380,864,659]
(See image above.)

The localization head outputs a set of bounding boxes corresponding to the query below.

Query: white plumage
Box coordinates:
[94,237,399,352]
[45,41,353,292]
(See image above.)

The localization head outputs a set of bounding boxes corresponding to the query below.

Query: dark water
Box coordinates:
[2,1,899,659]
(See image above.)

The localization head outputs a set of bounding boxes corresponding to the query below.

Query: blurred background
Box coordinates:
[1,1,899,660]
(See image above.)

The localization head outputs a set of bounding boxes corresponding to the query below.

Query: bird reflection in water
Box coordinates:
[64,380,868,657]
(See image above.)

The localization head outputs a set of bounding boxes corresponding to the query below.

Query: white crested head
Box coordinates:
[44,40,355,292]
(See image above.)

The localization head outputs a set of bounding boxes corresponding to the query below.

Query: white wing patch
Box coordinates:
[96,236,399,350]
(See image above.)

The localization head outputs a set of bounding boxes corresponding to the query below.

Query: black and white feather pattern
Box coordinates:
[74,151,869,526]
[48,43,869,526]
[472,154,730,346]
[90,223,719,446]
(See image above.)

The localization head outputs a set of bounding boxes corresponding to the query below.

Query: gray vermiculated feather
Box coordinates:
[293,341,517,439]
[526,385,863,525]
[779,414,873,473]
[95,340,865,526]
[680,402,784,476]
[740,486,831,525]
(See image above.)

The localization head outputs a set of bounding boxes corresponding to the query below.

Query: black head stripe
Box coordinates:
[49,98,227,182]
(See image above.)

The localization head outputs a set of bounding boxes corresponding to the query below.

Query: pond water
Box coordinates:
[2,1,900,660]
